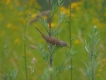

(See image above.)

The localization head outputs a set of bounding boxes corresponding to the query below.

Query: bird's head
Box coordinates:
[60,41,69,48]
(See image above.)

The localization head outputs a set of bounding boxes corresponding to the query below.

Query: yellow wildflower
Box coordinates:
[65,9,70,14]
[70,2,81,10]
[60,6,65,12]
[71,2,78,9]
[31,13,36,18]
[7,23,12,28]
[71,13,75,17]
[102,59,106,63]
[92,18,103,27]
[96,74,100,77]
[14,38,20,44]
[74,39,80,44]
[48,23,56,28]
[51,23,56,27]
[104,12,106,17]
[93,18,99,24]
[98,69,102,72]
[60,6,70,14]
[100,64,106,69]
[6,0,10,5]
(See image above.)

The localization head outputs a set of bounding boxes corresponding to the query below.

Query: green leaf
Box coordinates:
[39,18,49,33]
[64,65,72,70]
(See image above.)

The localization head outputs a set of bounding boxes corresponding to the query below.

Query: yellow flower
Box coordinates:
[31,13,36,18]
[60,6,70,15]
[48,23,56,28]
[96,74,100,77]
[71,2,78,9]
[104,12,106,17]
[93,18,99,23]
[6,0,10,5]
[70,13,75,17]
[14,38,20,44]
[102,59,106,63]
[7,23,12,28]
[98,69,102,72]
[74,39,80,44]
[60,6,65,12]
[51,23,56,27]
[92,18,103,27]
[70,2,81,10]
[65,9,70,14]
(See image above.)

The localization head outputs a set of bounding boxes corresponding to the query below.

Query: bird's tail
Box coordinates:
[35,27,44,36]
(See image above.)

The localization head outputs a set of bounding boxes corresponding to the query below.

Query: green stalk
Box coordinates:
[24,0,32,80]
[48,0,52,80]
[24,22,27,80]
[68,0,72,80]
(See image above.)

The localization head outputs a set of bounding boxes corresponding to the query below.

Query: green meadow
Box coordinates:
[0,0,106,80]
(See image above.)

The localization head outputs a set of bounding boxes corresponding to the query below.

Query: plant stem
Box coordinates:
[24,23,28,80]
[48,0,52,80]
[24,0,32,80]
[2,50,5,74]
[69,0,72,80]
[50,52,53,80]
[91,49,94,80]
[48,0,52,36]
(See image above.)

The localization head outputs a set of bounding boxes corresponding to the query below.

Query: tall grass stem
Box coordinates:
[68,0,72,80]
[48,0,52,80]
[24,0,32,80]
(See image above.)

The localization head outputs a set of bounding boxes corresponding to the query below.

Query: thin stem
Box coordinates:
[48,0,52,80]
[91,48,94,80]
[90,31,96,80]
[2,50,5,74]
[24,0,32,80]
[69,0,72,80]
[48,0,52,36]
[24,21,27,80]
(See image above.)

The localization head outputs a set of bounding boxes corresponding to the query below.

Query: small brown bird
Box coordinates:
[28,10,50,25]
[35,27,69,48]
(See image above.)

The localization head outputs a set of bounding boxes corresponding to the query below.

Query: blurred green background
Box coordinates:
[0,0,106,80]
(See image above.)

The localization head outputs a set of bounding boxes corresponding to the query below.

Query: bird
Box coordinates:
[28,10,50,25]
[35,27,69,48]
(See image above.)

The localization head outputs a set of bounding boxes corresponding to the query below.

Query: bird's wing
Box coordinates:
[44,36,61,45]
